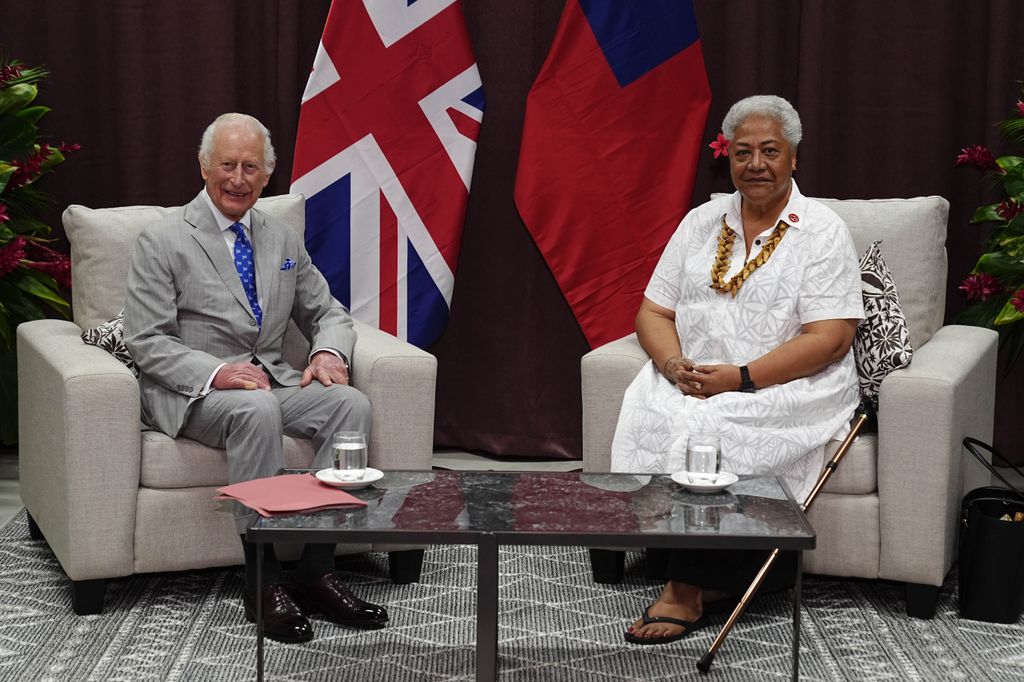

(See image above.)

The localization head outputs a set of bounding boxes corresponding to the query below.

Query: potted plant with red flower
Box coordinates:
[956,84,1024,368]
[0,56,78,444]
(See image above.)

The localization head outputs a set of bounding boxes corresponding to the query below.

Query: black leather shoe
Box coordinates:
[293,572,388,629]
[243,582,315,643]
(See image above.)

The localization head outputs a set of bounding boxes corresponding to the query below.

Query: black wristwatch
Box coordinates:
[739,365,757,393]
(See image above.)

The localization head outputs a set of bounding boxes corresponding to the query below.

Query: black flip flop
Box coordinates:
[623,604,710,645]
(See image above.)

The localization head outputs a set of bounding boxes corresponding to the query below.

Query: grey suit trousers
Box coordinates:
[180,382,371,532]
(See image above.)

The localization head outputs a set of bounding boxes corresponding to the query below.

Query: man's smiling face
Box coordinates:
[199,124,270,221]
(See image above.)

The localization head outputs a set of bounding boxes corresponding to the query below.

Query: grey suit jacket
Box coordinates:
[123,190,356,437]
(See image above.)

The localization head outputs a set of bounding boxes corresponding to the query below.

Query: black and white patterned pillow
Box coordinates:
[854,240,912,410]
[80,309,138,377]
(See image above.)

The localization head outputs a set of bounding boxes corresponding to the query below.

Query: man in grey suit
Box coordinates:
[123,113,387,643]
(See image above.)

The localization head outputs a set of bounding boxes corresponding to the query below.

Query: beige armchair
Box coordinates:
[17,194,437,614]
[581,195,998,618]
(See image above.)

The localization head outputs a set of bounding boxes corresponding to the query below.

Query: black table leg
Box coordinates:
[257,542,264,682]
[476,533,498,682]
[791,550,802,682]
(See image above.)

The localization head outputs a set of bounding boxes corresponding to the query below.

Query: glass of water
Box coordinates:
[332,431,367,481]
[686,432,720,481]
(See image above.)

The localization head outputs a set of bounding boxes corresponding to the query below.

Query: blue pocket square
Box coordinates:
[280,259,296,271]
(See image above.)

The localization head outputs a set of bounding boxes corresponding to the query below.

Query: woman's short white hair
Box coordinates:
[722,95,802,148]
[198,113,277,174]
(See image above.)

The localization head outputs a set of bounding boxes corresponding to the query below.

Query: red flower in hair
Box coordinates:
[709,132,730,159]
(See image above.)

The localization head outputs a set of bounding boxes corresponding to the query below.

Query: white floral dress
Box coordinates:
[610,183,863,500]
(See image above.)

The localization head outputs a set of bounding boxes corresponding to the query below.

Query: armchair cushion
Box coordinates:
[80,308,137,377]
[63,194,305,329]
[854,240,913,409]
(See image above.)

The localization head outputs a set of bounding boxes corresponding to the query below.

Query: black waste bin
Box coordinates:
[959,438,1024,624]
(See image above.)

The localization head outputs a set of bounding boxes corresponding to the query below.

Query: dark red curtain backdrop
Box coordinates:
[5,1,1024,462]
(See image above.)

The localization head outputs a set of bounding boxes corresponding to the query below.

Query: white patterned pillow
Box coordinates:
[80,309,138,377]
[854,240,913,409]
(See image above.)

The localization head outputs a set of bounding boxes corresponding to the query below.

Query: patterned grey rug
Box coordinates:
[1,509,1021,681]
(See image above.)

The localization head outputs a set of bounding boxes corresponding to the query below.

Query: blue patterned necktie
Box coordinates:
[229,222,263,327]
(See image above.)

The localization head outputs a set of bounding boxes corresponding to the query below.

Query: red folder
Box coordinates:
[217,473,367,516]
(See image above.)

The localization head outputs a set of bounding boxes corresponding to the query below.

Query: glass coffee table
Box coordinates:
[247,470,815,681]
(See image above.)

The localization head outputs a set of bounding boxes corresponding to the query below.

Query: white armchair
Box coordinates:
[17,194,437,614]
[581,196,998,618]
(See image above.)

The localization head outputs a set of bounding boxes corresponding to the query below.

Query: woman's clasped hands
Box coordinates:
[661,356,741,399]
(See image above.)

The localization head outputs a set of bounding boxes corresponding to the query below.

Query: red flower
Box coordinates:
[58,142,81,155]
[997,199,1024,221]
[0,63,25,87]
[23,241,72,289]
[1013,288,1024,313]
[959,273,1003,302]
[709,132,730,159]
[0,237,28,279]
[0,203,9,223]
[1017,100,1024,118]
[27,254,71,290]
[10,143,53,188]
[955,145,1000,172]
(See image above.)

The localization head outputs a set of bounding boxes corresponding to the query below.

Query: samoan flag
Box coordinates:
[514,0,711,348]
[291,0,484,347]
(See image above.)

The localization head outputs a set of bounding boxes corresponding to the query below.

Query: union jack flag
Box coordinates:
[291,0,484,347]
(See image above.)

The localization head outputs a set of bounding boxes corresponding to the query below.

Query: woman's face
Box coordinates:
[729,115,797,209]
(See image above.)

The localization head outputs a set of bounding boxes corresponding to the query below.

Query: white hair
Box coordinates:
[722,95,802,148]
[198,113,277,174]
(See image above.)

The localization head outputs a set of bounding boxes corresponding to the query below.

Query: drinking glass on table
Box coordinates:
[686,432,720,482]
[332,431,367,481]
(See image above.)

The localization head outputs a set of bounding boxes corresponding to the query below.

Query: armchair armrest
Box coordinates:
[16,319,142,581]
[350,320,437,471]
[876,324,998,586]
[581,334,648,472]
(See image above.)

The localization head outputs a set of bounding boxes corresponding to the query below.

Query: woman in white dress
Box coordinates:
[617,96,863,645]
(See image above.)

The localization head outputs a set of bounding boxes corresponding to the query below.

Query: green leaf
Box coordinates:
[1000,235,1024,261]
[0,82,37,116]
[14,104,49,126]
[971,203,1002,224]
[999,118,1024,146]
[0,113,39,160]
[0,224,14,241]
[0,162,14,194]
[0,302,10,347]
[996,155,1024,173]
[3,184,53,214]
[975,251,1024,276]
[1005,173,1024,197]
[995,298,1024,325]
[8,217,52,237]
[11,270,69,315]
[37,147,65,174]
[955,296,1005,328]
[0,279,45,322]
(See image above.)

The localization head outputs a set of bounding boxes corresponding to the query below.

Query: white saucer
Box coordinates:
[670,471,739,494]
[316,467,384,490]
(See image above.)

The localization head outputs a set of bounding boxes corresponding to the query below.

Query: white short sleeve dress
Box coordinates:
[610,182,864,500]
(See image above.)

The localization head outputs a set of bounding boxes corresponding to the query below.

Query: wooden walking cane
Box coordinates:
[696,401,874,674]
